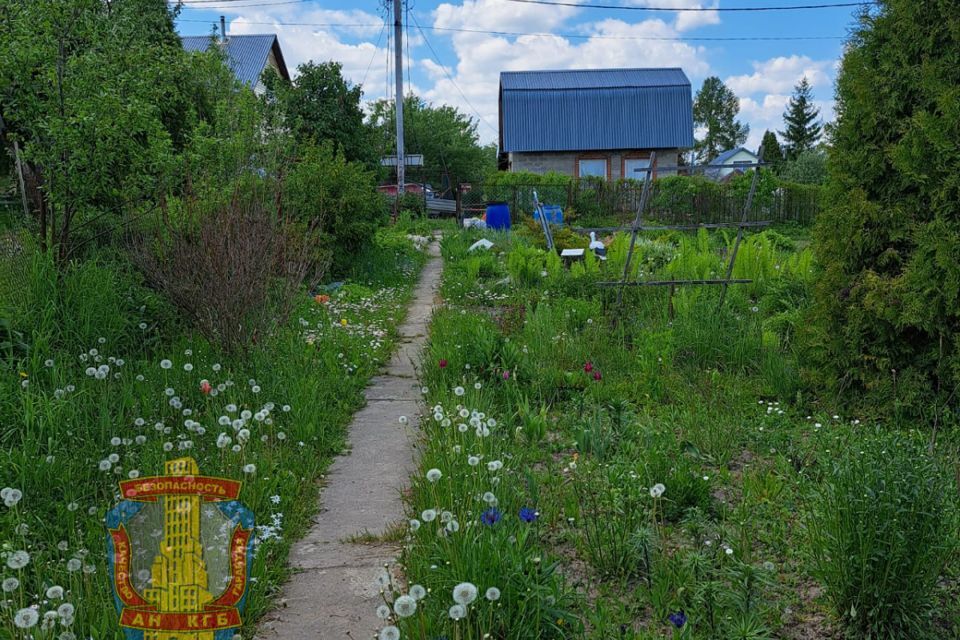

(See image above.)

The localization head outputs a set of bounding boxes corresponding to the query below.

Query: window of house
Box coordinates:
[578,158,607,179]
[624,158,651,181]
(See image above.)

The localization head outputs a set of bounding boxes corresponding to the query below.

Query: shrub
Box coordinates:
[133,189,322,354]
[807,0,960,418]
[283,142,388,276]
[805,430,958,638]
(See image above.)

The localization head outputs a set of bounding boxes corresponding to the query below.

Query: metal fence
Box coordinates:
[457,176,822,227]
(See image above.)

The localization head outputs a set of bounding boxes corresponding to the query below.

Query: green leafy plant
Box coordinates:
[806,430,958,639]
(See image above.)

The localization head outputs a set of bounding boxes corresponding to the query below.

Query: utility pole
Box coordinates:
[393,0,405,213]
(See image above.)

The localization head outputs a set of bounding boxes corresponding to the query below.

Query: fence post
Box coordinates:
[455,184,462,227]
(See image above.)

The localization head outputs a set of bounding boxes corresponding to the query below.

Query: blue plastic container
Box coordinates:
[534,205,563,225]
[485,201,511,231]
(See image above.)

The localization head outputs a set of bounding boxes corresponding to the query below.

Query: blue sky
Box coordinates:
[174,0,861,148]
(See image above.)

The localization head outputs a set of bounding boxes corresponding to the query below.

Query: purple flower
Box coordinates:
[668,611,687,629]
[480,507,501,526]
[519,507,538,523]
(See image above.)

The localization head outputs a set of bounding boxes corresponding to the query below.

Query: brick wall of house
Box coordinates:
[508,149,681,179]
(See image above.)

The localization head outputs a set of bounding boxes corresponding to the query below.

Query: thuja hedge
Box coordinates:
[807,0,960,419]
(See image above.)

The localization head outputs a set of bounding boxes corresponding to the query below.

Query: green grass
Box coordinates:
[377,224,960,640]
[0,230,427,638]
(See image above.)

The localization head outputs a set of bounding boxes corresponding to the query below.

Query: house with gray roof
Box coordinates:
[181,33,290,95]
[498,68,694,180]
[706,146,759,181]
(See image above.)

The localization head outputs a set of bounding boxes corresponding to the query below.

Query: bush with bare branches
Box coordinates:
[132,188,326,354]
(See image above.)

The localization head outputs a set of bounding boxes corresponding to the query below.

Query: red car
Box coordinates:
[376,183,435,198]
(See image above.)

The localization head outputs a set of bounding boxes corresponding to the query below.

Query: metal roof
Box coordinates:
[181,34,290,86]
[499,68,694,153]
[712,147,757,165]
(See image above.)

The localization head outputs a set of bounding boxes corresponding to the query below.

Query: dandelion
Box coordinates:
[426,468,442,483]
[243,464,256,474]
[183,363,193,372]
[467,456,480,466]
[724,547,734,556]
[519,507,538,523]
[409,519,421,531]
[57,602,75,618]
[474,382,482,390]
[45,585,64,599]
[480,508,501,526]
[2,577,19,592]
[482,491,497,504]
[7,550,29,570]
[66,559,82,572]
[379,625,400,640]
[446,520,460,533]
[14,608,39,629]
[454,386,465,396]
[376,604,391,620]
[421,509,437,522]
[449,604,467,620]
[649,483,666,498]
[452,582,478,605]
[398,415,409,425]
[160,359,172,369]
[393,594,417,617]
[485,587,501,601]
[410,584,426,600]
[2,487,23,507]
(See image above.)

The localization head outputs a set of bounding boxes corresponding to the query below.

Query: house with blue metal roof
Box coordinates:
[498,68,694,180]
[181,32,290,95]
[705,146,759,181]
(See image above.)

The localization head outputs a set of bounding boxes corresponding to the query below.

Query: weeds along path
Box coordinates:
[257,239,442,639]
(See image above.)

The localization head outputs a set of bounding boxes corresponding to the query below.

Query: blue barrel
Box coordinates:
[485,201,511,231]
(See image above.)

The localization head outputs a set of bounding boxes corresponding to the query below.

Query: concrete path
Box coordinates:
[257,240,441,639]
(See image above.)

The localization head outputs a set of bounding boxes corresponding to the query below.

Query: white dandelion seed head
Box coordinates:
[378,625,400,640]
[409,519,421,531]
[160,359,172,369]
[485,587,501,601]
[421,509,437,522]
[452,582,478,605]
[649,483,666,498]
[449,604,467,620]
[410,584,426,600]
[45,585,64,599]
[375,604,391,620]
[13,607,39,629]
[393,594,417,618]
[426,468,442,483]
[454,386,465,396]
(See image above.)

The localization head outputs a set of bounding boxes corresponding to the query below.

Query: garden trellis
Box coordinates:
[576,150,770,309]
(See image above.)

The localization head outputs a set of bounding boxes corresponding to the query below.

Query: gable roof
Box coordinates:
[499,68,694,153]
[711,147,758,165]
[181,34,290,86]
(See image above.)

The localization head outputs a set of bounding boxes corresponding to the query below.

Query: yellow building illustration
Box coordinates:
[142,457,215,640]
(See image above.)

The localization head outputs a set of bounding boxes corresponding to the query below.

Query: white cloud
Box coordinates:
[622,0,720,32]
[426,0,711,143]
[226,9,401,98]
[725,55,832,97]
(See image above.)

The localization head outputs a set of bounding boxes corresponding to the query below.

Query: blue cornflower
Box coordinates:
[480,507,502,526]
[668,610,687,629]
[519,507,538,523]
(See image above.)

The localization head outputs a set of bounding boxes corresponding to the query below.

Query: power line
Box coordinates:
[176,18,845,41]
[408,12,497,135]
[359,22,386,88]
[505,0,875,10]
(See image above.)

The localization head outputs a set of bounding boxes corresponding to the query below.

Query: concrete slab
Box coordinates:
[256,241,441,640]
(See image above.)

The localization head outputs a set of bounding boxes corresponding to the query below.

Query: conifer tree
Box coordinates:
[780,77,821,159]
[757,130,783,172]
